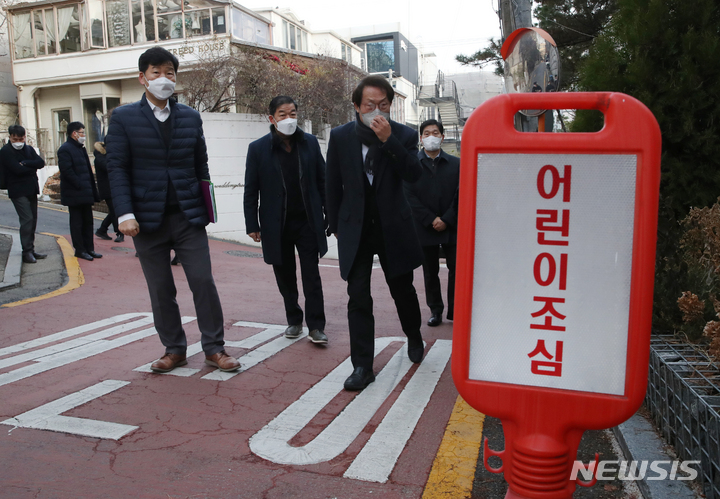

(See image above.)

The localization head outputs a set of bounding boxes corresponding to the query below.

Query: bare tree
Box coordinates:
[182,43,363,128]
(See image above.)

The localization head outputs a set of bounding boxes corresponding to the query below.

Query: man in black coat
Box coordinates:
[93,141,123,243]
[244,96,328,345]
[58,121,102,261]
[0,125,46,263]
[106,47,239,374]
[404,120,460,327]
[326,75,425,391]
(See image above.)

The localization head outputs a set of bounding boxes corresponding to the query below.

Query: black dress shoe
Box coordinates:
[32,252,47,259]
[22,251,36,264]
[75,252,94,261]
[95,230,112,240]
[114,233,125,243]
[447,311,453,321]
[427,314,442,327]
[88,251,103,259]
[407,334,425,364]
[344,367,375,391]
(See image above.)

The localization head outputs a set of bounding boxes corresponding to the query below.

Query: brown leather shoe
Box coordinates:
[205,351,241,372]
[150,353,187,373]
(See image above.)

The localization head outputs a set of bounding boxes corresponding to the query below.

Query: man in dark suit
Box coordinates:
[58,121,102,261]
[244,96,328,345]
[404,120,460,327]
[326,75,425,391]
[106,47,239,374]
[0,125,46,263]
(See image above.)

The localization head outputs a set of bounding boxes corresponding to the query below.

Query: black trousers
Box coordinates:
[68,204,95,254]
[133,210,225,356]
[272,213,325,331]
[346,229,422,370]
[422,244,457,318]
[11,195,38,253]
[99,197,119,235]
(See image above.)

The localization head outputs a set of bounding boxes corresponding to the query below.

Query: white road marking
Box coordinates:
[0,313,152,359]
[249,336,416,465]
[344,339,453,482]
[0,316,195,388]
[0,315,155,369]
[1,380,137,440]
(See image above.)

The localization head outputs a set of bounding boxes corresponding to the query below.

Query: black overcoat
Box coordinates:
[58,138,100,206]
[93,142,112,201]
[404,149,460,246]
[105,95,209,232]
[326,119,423,280]
[244,127,328,265]
[0,142,45,199]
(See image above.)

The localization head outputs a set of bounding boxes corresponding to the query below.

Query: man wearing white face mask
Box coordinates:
[106,47,240,374]
[244,96,329,345]
[58,121,102,262]
[326,75,425,391]
[0,125,46,263]
[404,120,460,327]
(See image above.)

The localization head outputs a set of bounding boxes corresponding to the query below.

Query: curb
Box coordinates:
[0,229,22,291]
[613,412,698,499]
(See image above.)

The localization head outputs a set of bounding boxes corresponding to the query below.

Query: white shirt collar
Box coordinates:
[147,98,171,123]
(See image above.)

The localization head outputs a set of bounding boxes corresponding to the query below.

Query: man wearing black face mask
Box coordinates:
[244,96,328,345]
[326,75,425,391]
[58,121,102,261]
[0,125,46,263]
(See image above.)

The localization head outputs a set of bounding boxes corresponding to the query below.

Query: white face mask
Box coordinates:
[361,108,390,128]
[274,117,298,136]
[145,76,176,101]
[422,136,443,151]
[77,136,86,145]
[11,141,24,150]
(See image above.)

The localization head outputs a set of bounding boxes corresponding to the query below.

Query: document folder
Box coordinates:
[201,179,218,223]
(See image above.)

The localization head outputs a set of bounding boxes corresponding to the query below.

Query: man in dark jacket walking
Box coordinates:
[58,121,102,261]
[326,75,425,391]
[0,125,46,263]
[94,141,123,243]
[106,47,239,374]
[244,96,328,345]
[404,120,460,327]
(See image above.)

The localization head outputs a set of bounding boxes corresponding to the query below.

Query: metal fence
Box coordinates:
[646,335,720,497]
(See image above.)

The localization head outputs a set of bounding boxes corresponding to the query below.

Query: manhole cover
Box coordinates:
[112,246,135,252]
[226,250,263,258]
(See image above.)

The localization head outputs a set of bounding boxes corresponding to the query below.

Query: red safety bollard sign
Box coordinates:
[452,92,661,498]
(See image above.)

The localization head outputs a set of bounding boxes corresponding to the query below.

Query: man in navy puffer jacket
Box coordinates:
[106,47,240,374]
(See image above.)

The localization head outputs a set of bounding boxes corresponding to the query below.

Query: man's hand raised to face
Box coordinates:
[370,116,391,143]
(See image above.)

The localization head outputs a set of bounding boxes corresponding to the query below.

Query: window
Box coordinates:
[365,39,395,74]
[58,4,81,54]
[106,0,132,46]
[132,0,156,43]
[53,109,71,155]
[281,19,307,51]
[231,8,268,44]
[12,12,32,59]
[212,8,226,34]
[88,0,105,47]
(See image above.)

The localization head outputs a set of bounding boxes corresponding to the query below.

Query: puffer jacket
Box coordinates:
[105,95,209,232]
[58,138,100,206]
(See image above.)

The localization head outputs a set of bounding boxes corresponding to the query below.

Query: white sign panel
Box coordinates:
[469,154,636,395]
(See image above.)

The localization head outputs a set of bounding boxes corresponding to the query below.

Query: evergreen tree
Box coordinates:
[575,0,720,333]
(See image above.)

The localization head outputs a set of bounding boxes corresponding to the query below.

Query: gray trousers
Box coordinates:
[133,211,225,356]
[11,195,38,253]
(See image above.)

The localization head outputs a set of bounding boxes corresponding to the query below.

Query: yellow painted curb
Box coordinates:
[423,395,486,499]
[1,232,84,308]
